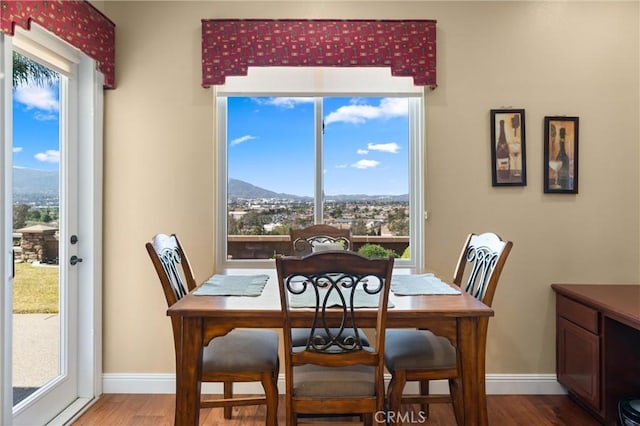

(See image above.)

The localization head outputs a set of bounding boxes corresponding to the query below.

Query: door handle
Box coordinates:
[70,255,83,266]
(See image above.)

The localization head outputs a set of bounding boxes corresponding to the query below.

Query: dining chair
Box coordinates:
[384,232,513,425]
[290,224,351,256]
[145,233,279,425]
[289,224,367,347]
[276,250,394,426]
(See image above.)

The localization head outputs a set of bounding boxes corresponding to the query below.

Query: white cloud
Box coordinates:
[324,97,408,125]
[230,135,256,146]
[34,112,58,121]
[14,86,59,112]
[255,97,315,109]
[367,142,400,154]
[357,149,368,155]
[352,159,380,169]
[13,147,23,153]
[34,150,59,163]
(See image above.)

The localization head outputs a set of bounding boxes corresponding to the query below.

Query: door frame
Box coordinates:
[0,26,103,425]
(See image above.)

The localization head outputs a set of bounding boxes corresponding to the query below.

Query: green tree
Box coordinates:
[389,218,409,236]
[357,243,398,258]
[13,52,58,88]
[29,209,42,221]
[228,215,239,235]
[351,219,368,236]
[293,217,313,229]
[13,204,30,230]
[328,204,344,219]
[270,224,290,235]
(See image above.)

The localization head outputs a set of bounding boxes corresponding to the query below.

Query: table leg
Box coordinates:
[477,319,490,426]
[457,317,479,426]
[174,317,203,426]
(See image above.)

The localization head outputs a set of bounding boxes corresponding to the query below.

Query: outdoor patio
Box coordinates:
[12,313,59,405]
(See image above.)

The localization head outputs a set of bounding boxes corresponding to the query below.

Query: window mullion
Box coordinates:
[314,97,323,224]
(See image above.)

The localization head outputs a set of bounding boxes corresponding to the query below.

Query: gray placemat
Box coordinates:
[391,273,461,295]
[193,274,269,296]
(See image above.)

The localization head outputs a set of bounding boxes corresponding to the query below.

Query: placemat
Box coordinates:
[193,274,269,296]
[391,273,461,295]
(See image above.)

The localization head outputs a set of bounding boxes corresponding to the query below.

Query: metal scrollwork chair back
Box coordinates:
[453,232,511,306]
[147,234,194,307]
[289,224,359,347]
[276,250,394,426]
[290,224,351,256]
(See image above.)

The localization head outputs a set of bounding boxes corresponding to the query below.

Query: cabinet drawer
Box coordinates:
[557,295,599,334]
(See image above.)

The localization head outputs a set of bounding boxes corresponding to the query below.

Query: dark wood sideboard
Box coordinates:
[551,284,640,425]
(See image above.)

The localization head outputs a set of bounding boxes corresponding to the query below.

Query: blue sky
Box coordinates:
[11,88,410,197]
[227,96,409,196]
[12,80,60,171]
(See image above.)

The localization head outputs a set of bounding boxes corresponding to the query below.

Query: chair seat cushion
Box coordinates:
[203,328,279,373]
[291,327,370,347]
[293,364,376,398]
[384,329,456,372]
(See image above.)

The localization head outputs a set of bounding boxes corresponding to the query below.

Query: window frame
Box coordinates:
[215,89,424,271]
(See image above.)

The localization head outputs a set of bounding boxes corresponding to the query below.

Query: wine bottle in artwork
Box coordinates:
[496,119,511,181]
[556,127,571,189]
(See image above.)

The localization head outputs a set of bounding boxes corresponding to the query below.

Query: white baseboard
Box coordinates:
[102,373,567,395]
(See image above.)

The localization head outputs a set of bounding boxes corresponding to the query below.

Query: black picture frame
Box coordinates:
[544,116,579,194]
[490,109,527,186]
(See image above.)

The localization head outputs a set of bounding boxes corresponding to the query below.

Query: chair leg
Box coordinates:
[386,371,406,424]
[363,413,373,426]
[478,375,488,426]
[449,377,464,425]
[285,392,294,426]
[261,371,279,426]
[223,381,233,419]
[419,380,430,418]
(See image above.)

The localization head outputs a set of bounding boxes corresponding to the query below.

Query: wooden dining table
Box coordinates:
[167,270,494,425]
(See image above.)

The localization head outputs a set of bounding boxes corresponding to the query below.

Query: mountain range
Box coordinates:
[228,178,408,202]
[13,167,58,195]
[11,170,408,203]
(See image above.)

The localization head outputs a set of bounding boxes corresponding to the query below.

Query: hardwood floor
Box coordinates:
[71,394,602,425]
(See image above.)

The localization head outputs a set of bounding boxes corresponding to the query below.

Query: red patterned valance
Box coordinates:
[202,19,436,88]
[1,0,115,88]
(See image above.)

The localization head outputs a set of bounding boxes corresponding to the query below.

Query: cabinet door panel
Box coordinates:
[557,317,600,410]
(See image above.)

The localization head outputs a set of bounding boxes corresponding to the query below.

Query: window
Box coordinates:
[215,68,424,270]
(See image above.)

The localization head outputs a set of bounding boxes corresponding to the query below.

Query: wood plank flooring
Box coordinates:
[71,394,602,425]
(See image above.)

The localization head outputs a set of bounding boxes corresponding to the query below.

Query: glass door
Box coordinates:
[1,23,102,425]
[10,51,80,426]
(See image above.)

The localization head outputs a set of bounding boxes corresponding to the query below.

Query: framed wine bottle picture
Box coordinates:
[490,109,527,186]
[544,116,579,194]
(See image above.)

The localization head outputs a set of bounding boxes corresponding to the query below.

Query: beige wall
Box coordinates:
[100,1,639,377]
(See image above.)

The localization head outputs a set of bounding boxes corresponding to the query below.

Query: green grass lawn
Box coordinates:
[13,262,59,313]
